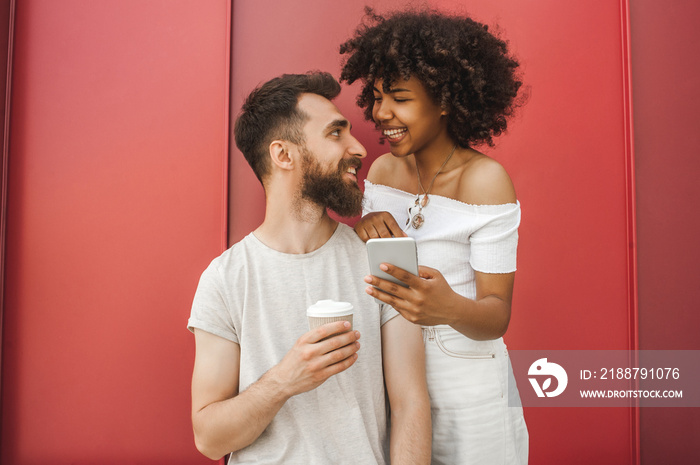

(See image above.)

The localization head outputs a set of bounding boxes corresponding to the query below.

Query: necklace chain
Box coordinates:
[416,144,457,202]
[405,145,457,230]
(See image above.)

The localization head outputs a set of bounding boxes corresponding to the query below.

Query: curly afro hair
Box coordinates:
[340,8,523,147]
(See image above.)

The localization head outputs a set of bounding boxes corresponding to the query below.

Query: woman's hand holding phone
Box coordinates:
[364,263,459,327]
[366,237,459,326]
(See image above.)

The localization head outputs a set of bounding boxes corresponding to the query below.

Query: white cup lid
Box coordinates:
[306,299,354,317]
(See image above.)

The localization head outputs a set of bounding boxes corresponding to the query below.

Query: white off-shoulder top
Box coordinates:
[363,180,521,312]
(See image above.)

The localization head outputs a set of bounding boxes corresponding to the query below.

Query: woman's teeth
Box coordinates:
[383,128,407,139]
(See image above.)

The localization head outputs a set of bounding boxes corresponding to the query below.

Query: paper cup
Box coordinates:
[307,300,354,334]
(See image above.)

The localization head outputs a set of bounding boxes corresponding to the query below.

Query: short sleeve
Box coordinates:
[187,261,239,343]
[469,202,521,273]
[362,179,382,216]
[380,303,400,326]
[362,193,375,217]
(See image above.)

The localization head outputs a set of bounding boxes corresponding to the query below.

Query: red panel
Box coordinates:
[1,1,229,463]
[0,0,14,397]
[630,0,700,463]
[227,0,397,242]
[230,0,637,463]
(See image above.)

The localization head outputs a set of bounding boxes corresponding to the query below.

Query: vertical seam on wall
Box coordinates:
[222,0,232,252]
[620,0,640,464]
[0,0,16,448]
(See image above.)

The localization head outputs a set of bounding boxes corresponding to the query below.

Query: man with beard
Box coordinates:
[187,72,431,464]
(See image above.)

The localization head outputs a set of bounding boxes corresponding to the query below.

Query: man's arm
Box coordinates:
[191,322,361,460]
[382,315,432,464]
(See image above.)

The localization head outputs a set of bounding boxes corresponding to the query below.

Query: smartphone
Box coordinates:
[366,237,419,297]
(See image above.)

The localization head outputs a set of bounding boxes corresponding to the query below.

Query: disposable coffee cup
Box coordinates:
[307,300,354,334]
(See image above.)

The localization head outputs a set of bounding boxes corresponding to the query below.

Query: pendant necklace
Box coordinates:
[406,144,457,229]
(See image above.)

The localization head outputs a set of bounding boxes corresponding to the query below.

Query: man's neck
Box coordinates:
[253,192,339,255]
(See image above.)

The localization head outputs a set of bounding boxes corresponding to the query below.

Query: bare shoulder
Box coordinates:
[366,153,412,188]
[459,154,517,205]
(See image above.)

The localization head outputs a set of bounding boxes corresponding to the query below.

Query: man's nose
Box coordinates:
[348,134,367,159]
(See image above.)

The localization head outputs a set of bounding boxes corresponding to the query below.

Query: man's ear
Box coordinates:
[268,140,295,171]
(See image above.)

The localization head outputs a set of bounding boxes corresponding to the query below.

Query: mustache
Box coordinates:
[338,157,362,173]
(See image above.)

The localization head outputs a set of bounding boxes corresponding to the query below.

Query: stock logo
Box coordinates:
[528,358,568,398]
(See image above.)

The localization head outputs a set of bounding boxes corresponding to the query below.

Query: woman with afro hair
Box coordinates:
[341,8,528,464]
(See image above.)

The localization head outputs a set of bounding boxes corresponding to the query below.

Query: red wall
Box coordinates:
[7,0,698,463]
[630,0,700,463]
[229,0,637,463]
[1,1,229,462]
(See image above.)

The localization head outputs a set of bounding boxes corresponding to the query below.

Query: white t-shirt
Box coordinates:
[188,223,398,464]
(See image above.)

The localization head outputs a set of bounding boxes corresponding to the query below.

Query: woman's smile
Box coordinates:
[382,127,408,143]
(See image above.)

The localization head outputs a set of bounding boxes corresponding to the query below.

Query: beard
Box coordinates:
[299,147,363,217]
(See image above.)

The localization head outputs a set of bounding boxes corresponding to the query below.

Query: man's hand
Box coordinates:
[270,321,361,397]
[192,321,360,459]
[354,211,406,242]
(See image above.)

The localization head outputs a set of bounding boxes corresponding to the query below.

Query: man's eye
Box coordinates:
[330,129,340,137]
